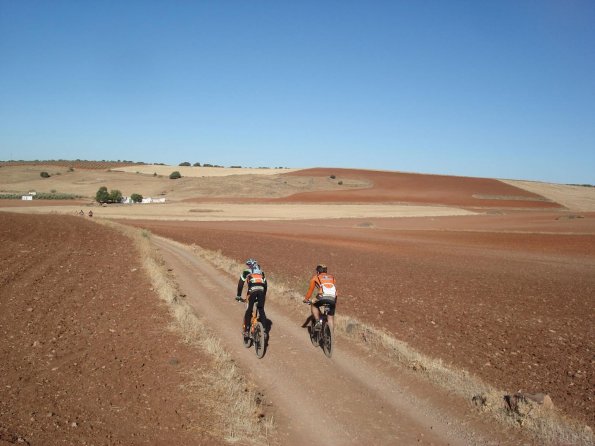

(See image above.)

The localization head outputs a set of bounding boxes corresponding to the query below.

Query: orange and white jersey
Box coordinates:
[305,273,337,301]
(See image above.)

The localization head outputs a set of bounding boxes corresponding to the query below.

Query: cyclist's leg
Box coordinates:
[255,290,268,332]
[244,292,256,332]
[311,301,322,325]
[310,303,320,322]
[326,301,336,332]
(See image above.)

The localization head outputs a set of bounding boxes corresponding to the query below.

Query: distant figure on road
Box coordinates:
[88,210,93,217]
[79,210,84,216]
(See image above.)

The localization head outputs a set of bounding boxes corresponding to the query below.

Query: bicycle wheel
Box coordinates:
[322,323,332,358]
[253,322,266,358]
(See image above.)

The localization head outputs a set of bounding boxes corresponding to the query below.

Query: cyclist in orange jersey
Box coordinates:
[303,264,337,332]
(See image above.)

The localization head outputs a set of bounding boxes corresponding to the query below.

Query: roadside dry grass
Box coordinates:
[97,221,276,445]
[335,320,593,446]
[192,245,594,446]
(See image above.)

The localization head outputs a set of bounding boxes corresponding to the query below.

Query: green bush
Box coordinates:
[96,186,110,203]
[330,175,336,179]
[193,162,201,167]
[179,161,191,166]
[40,171,50,178]
[131,193,143,203]
[109,189,122,203]
[169,171,182,179]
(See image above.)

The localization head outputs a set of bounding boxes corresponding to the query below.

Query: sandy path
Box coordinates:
[153,236,525,446]
[0,202,477,221]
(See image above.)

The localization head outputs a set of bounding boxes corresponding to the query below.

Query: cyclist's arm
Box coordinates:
[237,269,252,297]
[304,276,317,301]
[237,274,247,297]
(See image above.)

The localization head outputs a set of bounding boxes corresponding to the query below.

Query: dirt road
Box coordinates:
[153,236,530,446]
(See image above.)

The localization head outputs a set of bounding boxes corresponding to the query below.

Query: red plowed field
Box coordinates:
[0,213,222,445]
[277,168,563,208]
[123,211,595,427]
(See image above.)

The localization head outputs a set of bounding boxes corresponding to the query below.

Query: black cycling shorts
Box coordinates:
[314,297,336,316]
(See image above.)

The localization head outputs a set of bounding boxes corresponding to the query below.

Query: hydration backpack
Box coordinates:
[248,272,265,286]
[317,273,336,298]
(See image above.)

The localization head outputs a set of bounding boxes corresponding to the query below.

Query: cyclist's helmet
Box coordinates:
[316,264,327,274]
[245,258,257,268]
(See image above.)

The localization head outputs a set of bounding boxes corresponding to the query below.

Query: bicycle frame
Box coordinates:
[248,307,259,336]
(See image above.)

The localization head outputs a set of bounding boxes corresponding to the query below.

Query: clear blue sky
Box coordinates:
[1,1,594,184]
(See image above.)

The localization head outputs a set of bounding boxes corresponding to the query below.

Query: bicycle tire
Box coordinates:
[254,322,266,358]
[322,323,332,358]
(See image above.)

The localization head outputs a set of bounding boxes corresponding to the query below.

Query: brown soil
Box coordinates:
[0,213,223,445]
[2,165,593,444]
[1,212,535,446]
[275,168,564,208]
[123,210,595,428]
[1,164,584,211]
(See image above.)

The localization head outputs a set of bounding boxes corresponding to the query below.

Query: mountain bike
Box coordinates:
[305,297,334,358]
[237,296,266,358]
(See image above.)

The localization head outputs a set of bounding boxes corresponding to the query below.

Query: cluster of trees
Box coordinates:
[95,187,143,204]
[176,162,291,169]
[178,161,223,168]
[95,187,122,203]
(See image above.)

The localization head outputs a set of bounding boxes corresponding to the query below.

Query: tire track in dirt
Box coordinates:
[153,236,523,446]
